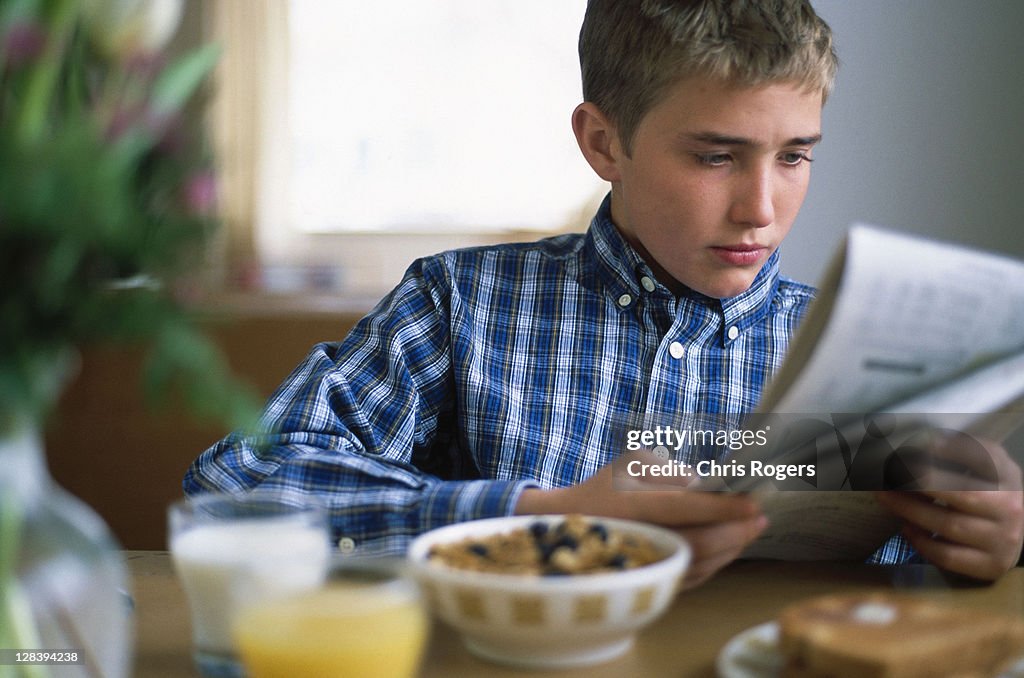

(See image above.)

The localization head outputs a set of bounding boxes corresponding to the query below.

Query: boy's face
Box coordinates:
[606,77,822,299]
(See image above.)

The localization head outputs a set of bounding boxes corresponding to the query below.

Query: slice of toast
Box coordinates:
[778,592,1024,677]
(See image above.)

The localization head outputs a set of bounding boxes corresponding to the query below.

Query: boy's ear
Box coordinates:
[572,102,623,183]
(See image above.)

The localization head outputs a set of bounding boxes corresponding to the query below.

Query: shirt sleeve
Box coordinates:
[183,255,538,556]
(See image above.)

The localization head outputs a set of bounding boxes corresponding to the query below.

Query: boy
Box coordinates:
[186,0,1023,588]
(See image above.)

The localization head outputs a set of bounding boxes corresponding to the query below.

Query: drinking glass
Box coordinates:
[168,491,331,677]
[233,560,428,678]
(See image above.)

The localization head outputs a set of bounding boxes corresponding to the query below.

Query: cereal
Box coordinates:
[426,515,666,575]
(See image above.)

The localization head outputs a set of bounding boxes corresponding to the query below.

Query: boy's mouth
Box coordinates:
[710,244,767,266]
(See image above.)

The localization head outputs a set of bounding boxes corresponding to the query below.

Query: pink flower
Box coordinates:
[183,171,217,216]
[2,21,47,67]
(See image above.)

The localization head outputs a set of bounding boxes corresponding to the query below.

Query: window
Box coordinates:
[286,0,599,233]
[238,1,605,300]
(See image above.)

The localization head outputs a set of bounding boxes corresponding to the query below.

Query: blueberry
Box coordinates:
[608,554,628,569]
[588,523,609,542]
[554,534,578,551]
[467,543,489,558]
[529,522,549,540]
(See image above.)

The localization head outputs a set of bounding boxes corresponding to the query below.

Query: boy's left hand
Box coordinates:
[874,436,1024,581]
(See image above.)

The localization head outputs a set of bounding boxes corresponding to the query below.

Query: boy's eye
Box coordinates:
[780,152,813,166]
[695,153,731,166]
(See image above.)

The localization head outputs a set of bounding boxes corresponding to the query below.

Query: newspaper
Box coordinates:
[737,224,1024,560]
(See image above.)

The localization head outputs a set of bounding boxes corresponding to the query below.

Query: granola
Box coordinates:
[427,515,666,575]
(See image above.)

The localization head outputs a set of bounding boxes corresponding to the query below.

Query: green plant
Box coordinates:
[0,0,257,431]
[1,2,257,670]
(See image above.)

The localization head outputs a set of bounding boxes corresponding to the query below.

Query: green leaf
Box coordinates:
[0,0,42,24]
[142,318,261,432]
[151,42,221,117]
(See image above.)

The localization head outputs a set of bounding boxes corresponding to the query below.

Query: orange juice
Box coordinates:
[233,582,428,678]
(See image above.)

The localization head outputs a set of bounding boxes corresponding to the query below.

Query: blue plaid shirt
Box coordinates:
[185,195,914,564]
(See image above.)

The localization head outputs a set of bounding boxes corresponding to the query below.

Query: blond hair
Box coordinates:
[580,0,838,153]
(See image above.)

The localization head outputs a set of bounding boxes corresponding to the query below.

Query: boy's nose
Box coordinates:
[729,168,775,228]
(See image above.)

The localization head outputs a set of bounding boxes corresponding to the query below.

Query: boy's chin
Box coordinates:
[691,274,758,300]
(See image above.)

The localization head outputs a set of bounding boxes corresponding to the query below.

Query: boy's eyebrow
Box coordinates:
[683,132,823,146]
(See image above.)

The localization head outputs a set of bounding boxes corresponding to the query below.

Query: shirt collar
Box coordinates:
[586,193,653,304]
[583,192,782,345]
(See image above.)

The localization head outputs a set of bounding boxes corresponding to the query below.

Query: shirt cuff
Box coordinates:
[417,478,541,533]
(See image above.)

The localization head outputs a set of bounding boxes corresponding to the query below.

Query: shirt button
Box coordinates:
[338,537,356,554]
[617,293,632,307]
[640,276,656,292]
[727,326,740,340]
[669,341,685,359]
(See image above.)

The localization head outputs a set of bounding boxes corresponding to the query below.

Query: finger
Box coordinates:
[642,489,762,526]
[631,470,699,489]
[922,430,1001,483]
[679,516,769,589]
[886,433,1021,491]
[882,489,1022,521]
[927,434,1023,489]
[901,522,1013,581]
[900,466,1002,492]
[678,516,769,566]
[876,490,1024,565]
[876,492,993,547]
[675,518,765,581]
[577,481,763,526]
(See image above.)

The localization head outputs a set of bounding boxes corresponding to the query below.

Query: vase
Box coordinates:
[0,422,133,678]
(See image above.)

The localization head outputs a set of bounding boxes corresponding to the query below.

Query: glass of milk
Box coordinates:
[168,490,331,677]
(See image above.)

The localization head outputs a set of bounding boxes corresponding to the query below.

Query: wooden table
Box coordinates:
[128,551,1024,677]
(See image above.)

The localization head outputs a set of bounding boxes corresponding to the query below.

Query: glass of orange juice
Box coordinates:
[233,561,429,678]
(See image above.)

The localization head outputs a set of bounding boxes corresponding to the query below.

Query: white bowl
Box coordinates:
[406,515,691,669]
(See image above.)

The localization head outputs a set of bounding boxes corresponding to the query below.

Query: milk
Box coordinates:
[171,520,330,653]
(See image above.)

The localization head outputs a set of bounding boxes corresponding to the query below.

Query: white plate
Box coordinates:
[716,622,783,678]
[716,621,1024,678]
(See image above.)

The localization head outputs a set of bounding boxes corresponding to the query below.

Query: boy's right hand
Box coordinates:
[514,451,768,589]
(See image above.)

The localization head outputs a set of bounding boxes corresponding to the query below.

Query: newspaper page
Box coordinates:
[742,492,901,561]
[761,224,1024,415]
[737,225,1024,561]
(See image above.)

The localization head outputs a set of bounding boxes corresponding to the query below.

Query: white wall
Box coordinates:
[782,0,1024,285]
